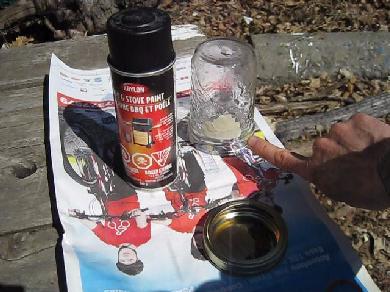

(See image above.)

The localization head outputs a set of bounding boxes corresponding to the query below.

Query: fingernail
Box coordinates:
[247,136,259,147]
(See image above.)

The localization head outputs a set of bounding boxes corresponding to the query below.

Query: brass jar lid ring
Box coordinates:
[203,199,288,275]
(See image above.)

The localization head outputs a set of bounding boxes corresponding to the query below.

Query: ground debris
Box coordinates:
[312,187,390,290]
[255,74,390,119]
[162,0,389,40]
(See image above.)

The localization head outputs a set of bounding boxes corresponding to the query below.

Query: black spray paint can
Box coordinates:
[107,8,177,189]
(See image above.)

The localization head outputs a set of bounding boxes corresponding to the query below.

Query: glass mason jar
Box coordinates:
[189,37,257,154]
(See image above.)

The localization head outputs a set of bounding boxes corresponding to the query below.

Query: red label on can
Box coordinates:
[112,69,177,188]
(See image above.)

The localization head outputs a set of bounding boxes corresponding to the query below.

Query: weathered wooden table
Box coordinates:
[0,34,204,292]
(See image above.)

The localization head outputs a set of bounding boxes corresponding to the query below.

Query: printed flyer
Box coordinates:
[48,26,378,292]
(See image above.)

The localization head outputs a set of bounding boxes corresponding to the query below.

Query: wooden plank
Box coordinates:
[0,34,205,90]
[0,85,44,114]
[0,168,51,234]
[275,93,390,142]
[0,105,46,168]
[0,111,44,146]
[0,85,50,235]
[258,100,340,115]
[0,225,57,261]
[251,32,390,83]
[0,245,59,292]
[0,35,109,89]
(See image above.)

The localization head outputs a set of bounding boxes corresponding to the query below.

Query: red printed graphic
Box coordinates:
[164,189,207,233]
[152,147,171,167]
[92,195,151,247]
[132,153,152,170]
[223,157,259,197]
[57,92,115,109]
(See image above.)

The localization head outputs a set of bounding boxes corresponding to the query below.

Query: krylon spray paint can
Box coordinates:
[107,8,177,188]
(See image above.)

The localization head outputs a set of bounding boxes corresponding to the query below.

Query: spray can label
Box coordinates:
[112,68,177,188]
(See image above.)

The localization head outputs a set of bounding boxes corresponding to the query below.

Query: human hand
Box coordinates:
[68,209,87,219]
[133,209,148,228]
[230,189,240,199]
[248,113,390,210]
[68,209,79,217]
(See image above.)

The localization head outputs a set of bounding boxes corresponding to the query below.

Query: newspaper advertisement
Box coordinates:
[48,33,379,292]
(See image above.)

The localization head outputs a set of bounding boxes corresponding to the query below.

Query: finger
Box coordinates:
[328,122,353,150]
[328,121,367,152]
[350,113,390,142]
[312,137,348,165]
[248,136,312,180]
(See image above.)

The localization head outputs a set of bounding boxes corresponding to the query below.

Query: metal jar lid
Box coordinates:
[203,199,288,275]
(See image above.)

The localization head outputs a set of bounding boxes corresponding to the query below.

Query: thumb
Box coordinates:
[247,136,312,180]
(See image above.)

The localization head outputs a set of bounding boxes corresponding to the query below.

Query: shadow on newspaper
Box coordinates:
[194,273,364,292]
[43,75,68,292]
[61,102,123,180]
[0,284,25,292]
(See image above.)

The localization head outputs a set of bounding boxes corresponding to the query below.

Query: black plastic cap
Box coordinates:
[107,8,175,74]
